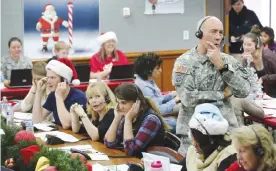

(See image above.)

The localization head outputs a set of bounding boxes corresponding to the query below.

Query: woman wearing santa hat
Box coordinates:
[89,31,129,79]
[32,58,86,129]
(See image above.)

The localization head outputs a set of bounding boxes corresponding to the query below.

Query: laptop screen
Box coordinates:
[75,64,90,83]
[109,64,134,80]
[10,69,32,87]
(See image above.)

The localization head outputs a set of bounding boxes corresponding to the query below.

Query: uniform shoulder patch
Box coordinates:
[174,63,189,74]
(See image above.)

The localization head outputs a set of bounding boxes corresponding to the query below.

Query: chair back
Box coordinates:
[146,146,184,164]
[164,131,181,151]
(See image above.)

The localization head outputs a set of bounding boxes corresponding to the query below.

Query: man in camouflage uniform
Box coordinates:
[172,16,251,156]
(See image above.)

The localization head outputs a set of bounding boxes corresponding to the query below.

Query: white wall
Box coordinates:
[244,0,270,27]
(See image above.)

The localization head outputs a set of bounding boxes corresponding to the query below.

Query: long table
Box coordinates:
[1,80,134,100]
[36,128,141,166]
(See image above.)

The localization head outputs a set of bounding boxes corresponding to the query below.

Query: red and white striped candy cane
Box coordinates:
[68,2,73,49]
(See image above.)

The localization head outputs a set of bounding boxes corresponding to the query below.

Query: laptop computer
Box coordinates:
[109,64,134,81]
[75,64,90,83]
[10,69,32,88]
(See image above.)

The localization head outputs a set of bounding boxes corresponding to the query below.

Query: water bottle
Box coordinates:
[25,120,34,134]
[150,161,163,171]
[1,96,9,117]
[6,104,14,127]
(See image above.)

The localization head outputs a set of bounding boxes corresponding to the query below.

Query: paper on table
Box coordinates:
[92,163,106,171]
[170,163,183,171]
[14,112,32,120]
[264,108,276,118]
[34,131,79,142]
[55,145,97,153]
[34,123,55,131]
[142,152,170,171]
[262,100,276,109]
[88,153,109,161]
[104,164,129,171]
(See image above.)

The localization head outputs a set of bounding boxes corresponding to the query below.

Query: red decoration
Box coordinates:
[5,158,15,169]
[44,166,58,171]
[85,163,93,171]
[148,0,158,5]
[20,145,40,165]
[14,130,36,144]
[70,153,87,164]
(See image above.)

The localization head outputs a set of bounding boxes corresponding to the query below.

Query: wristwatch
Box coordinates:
[219,64,229,74]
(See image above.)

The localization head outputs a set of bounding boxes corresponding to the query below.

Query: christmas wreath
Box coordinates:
[1,117,92,171]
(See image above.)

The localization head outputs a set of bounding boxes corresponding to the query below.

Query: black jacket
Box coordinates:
[229,6,263,53]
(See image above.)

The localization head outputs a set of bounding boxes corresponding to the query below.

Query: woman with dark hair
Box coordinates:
[261,27,276,53]
[229,0,262,54]
[134,53,180,132]
[89,32,129,79]
[1,37,32,87]
[242,25,276,97]
[104,83,168,157]
[184,103,237,171]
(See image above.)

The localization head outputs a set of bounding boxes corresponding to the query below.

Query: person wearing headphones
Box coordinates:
[104,83,169,157]
[70,82,116,142]
[242,25,276,98]
[183,103,237,171]
[134,52,180,133]
[226,124,276,171]
[32,59,86,129]
[172,16,251,156]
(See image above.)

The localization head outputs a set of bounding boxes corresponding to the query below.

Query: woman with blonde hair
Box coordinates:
[70,81,116,142]
[89,32,129,79]
[241,25,276,97]
[226,124,276,171]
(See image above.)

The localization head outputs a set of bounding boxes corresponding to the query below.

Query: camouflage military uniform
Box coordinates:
[1,55,33,80]
[172,47,251,156]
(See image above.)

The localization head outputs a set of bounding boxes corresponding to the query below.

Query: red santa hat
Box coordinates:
[97,31,118,46]
[44,4,55,12]
[46,59,80,86]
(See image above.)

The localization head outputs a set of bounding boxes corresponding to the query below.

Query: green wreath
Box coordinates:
[1,117,88,171]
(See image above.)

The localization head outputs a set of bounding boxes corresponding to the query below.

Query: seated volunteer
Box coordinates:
[104,83,168,157]
[21,62,51,112]
[47,41,70,63]
[89,31,129,79]
[134,52,180,132]
[70,82,116,142]
[32,58,85,129]
[226,124,276,171]
[184,103,237,171]
[1,37,32,87]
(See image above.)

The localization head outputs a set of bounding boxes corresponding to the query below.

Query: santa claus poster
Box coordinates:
[24,0,99,59]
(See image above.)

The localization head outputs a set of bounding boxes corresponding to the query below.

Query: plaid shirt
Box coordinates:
[104,114,161,156]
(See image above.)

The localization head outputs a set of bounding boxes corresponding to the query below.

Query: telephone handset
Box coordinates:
[133,100,141,114]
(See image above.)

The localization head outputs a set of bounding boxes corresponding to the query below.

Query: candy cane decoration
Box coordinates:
[68,2,73,49]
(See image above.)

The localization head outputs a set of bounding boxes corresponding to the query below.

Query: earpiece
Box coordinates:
[105,89,111,104]
[250,127,264,157]
[194,117,215,145]
[256,36,261,49]
[195,16,212,39]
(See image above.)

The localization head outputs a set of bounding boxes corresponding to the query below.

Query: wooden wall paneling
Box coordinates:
[32,50,186,91]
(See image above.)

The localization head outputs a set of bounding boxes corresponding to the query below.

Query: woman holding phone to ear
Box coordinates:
[104,83,169,157]
[70,82,116,142]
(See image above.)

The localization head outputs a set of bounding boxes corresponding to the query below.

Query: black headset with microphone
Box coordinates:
[194,117,215,145]
[250,127,265,157]
[195,16,225,47]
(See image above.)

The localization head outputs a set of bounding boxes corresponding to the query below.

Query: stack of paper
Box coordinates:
[34,123,55,131]
[34,131,79,142]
